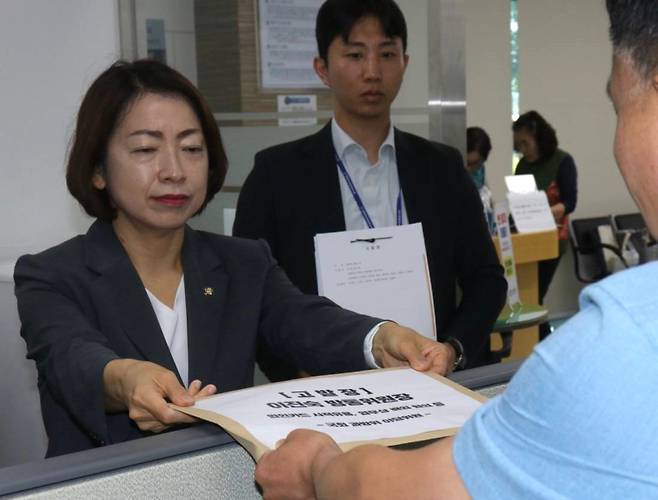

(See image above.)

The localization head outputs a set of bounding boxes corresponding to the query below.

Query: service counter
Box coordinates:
[0,361,522,499]
[492,230,559,360]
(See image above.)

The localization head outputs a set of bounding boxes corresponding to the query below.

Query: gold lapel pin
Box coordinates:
[203,287,214,296]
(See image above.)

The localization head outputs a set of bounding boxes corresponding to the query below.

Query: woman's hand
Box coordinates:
[103,359,216,433]
[551,202,566,223]
[186,378,217,400]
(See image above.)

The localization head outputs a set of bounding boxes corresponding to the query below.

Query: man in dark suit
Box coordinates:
[234,0,507,380]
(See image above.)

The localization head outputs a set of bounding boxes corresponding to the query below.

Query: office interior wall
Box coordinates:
[134,0,197,84]
[429,0,466,156]
[0,0,120,267]
[0,1,639,312]
[517,0,634,316]
[394,0,429,111]
[465,0,513,205]
[0,0,120,467]
[465,0,635,318]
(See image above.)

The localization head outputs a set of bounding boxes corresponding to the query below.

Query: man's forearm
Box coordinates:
[313,444,384,499]
[313,438,470,500]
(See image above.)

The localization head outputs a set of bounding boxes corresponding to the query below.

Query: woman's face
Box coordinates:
[465,151,483,173]
[93,92,209,235]
[513,129,540,162]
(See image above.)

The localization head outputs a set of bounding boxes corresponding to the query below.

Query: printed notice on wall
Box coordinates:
[258,0,324,88]
[173,368,485,460]
[146,19,166,63]
[314,223,436,340]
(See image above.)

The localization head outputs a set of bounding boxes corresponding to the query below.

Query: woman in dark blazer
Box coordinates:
[14,60,453,457]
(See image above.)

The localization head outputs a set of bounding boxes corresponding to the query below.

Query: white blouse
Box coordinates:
[145,275,380,385]
[146,277,189,387]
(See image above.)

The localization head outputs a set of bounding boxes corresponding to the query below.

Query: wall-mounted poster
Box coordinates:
[146,19,166,63]
[258,0,324,89]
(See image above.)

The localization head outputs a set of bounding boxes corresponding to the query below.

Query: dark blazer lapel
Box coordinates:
[394,129,425,224]
[84,221,179,376]
[182,227,227,385]
[301,122,346,233]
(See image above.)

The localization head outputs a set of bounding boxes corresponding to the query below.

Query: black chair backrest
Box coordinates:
[614,212,646,231]
[614,212,650,263]
[570,216,615,283]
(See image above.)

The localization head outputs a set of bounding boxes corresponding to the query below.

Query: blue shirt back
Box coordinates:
[454,262,658,499]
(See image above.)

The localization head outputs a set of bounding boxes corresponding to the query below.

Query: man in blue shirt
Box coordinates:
[254,1,658,497]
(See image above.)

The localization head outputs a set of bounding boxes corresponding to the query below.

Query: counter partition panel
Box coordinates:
[0,361,521,499]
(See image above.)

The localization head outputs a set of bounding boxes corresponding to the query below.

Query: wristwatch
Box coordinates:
[444,337,466,371]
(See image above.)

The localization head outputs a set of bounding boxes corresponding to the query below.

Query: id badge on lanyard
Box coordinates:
[335,152,402,228]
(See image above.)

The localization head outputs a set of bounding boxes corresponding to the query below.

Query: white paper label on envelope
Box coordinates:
[191,369,483,451]
[314,223,436,339]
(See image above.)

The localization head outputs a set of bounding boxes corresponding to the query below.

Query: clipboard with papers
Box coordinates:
[314,223,436,339]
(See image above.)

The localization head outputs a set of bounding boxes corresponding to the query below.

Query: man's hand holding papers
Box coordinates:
[255,429,342,500]
[256,430,465,500]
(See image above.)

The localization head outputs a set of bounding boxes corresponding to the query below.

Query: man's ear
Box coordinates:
[652,71,658,94]
[92,166,106,190]
[403,53,410,71]
[314,56,331,87]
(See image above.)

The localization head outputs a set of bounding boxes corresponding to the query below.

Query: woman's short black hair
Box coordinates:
[66,59,227,221]
[512,110,558,160]
[467,127,492,162]
[316,0,407,62]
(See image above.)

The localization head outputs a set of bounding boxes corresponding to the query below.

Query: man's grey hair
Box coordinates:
[607,0,658,79]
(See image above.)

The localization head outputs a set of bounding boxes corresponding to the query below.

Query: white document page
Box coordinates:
[189,368,483,451]
[505,174,537,194]
[507,191,556,233]
[314,223,436,339]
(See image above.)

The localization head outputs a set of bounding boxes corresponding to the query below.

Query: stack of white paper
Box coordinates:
[174,368,485,459]
[314,223,436,339]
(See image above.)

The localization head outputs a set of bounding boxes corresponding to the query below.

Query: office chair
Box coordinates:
[614,212,646,231]
[614,212,654,264]
[570,216,627,283]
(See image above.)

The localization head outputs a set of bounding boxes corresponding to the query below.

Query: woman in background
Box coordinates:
[466,126,492,191]
[466,126,495,234]
[513,110,578,339]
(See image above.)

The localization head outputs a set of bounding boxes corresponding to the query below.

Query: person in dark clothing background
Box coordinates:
[513,110,578,339]
[234,0,507,381]
[465,126,492,191]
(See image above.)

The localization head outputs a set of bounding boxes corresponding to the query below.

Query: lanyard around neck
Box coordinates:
[334,151,402,229]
